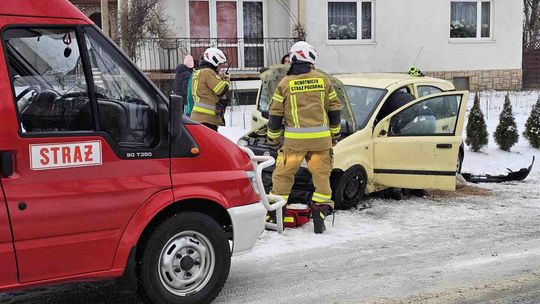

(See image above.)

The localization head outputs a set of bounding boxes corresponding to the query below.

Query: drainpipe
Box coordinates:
[100,0,110,37]
[297,0,305,28]
[117,0,128,48]
[297,0,305,40]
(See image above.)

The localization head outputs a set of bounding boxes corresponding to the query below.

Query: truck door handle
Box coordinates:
[436,144,452,149]
[1,151,14,178]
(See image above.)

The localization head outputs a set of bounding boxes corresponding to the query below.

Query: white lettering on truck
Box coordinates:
[30,141,102,170]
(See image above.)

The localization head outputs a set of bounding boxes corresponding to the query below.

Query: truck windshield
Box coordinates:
[344,85,386,129]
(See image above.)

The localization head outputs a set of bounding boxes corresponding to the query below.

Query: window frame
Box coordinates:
[83,26,166,149]
[326,0,376,45]
[186,0,267,69]
[387,94,464,137]
[449,0,493,42]
[416,85,444,97]
[1,24,172,159]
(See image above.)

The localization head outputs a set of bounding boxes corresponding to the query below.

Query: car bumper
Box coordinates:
[245,144,316,203]
[227,202,267,256]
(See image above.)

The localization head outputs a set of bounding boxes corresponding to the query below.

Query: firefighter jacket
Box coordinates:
[267,69,342,151]
[190,66,230,126]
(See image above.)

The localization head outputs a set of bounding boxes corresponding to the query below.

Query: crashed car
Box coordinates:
[238,66,468,209]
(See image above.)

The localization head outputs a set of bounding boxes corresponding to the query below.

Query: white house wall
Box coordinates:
[304,0,523,75]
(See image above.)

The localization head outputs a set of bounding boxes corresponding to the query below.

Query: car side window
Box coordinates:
[417,85,443,97]
[83,27,159,147]
[4,28,94,133]
[395,86,411,94]
[389,95,462,136]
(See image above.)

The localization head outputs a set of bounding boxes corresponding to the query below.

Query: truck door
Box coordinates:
[0,176,17,287]
[0,25,171,283]
[372,91,468,190]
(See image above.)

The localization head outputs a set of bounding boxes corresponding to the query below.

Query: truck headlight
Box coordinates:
[237,138,249,147]
[245,171,260,194]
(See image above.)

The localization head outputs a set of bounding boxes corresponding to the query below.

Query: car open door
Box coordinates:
[251,65,356,131]
[372,91,468,190]
[0,172,17,287]
[251,65,289,131]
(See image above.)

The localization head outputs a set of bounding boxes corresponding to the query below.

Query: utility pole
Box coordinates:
[100,0,110,37]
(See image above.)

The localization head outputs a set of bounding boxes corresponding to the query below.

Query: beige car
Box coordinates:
[239,66,468,209]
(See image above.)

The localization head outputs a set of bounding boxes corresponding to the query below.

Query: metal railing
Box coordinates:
[133,37,297,73]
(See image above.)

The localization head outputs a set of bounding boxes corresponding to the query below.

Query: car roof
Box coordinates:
[0,0,89,21]
[335,73,455,90]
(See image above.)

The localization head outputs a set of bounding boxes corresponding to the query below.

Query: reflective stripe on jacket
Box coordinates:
[190,68,230,126]
[267,69,342,151]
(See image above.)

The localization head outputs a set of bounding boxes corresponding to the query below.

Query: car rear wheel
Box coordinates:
[333,167,367,210]
[139,212,231,304]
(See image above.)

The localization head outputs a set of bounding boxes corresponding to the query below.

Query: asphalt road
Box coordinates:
[1,180,540,304]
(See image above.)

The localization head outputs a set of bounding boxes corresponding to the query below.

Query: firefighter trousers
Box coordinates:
[271,146,334,209]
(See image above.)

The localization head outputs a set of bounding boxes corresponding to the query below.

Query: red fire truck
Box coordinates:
[0,1,267,303]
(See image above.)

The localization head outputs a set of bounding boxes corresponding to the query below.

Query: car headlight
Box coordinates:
[237,138,249,147]
[245,171,260,194]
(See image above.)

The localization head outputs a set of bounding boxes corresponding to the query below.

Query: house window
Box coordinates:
[450,0,491,39]
[328,1,374,41]
[188,0,264,69]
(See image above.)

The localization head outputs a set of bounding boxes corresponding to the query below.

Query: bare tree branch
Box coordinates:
[118,0,171,59]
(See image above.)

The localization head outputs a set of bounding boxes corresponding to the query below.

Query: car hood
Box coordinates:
[259,65,356,128]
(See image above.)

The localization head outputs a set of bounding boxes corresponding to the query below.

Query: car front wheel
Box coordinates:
[333,166,367,210]
[139,212,231,304]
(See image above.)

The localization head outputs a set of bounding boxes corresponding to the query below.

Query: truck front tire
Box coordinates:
[139,212,231,304]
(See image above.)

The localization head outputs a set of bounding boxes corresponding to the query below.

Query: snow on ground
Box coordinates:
[462,91,540,177]
[218,91,540,265]
[213,91,540,303]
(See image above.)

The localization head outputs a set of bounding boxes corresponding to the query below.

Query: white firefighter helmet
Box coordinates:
[289,41,318,64]
[203,47,227,67]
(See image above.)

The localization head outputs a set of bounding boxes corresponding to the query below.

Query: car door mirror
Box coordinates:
[261,110,269,119]
[170,95,184,139]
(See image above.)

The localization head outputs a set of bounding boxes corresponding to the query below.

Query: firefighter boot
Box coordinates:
[311,204,330,234]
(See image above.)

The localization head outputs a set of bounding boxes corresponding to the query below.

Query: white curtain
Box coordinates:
[451,2,477,37]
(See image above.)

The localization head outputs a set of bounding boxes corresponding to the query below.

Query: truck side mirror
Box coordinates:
[262,110,269,119]
[169,95,184,139]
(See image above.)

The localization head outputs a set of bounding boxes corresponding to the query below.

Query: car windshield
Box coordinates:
[345,85,386,129]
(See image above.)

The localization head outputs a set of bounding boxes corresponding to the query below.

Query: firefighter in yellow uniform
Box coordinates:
[267,41,341,234]
[191,47,231,131]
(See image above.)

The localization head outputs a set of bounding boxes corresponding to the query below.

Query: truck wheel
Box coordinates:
[333,166,367,210]
[139,212,231,304]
